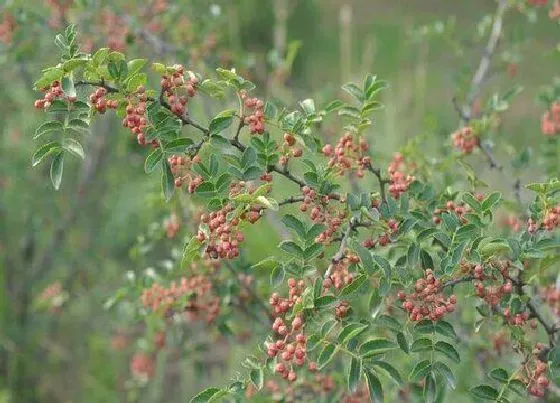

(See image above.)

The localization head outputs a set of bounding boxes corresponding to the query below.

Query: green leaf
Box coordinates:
[364,368,383,402]
[304,243,323,260]
[35,121,63,139]
[462,193,482,212]
[435,341,460,363]
[32,141,62,166]
[314,295,337,308]
[488,368,509,383]
[251,257,278,271]
[342,83,364,102]
[350,240,376,275]
[424,372,437,403]
[435,321,456,339]
[397,332,409,354]
[62,58,88,72]
[299,98,316,115]
[409,360,431,381]
[324,99,344,113]
[407,243,420,268]
[348,357,362,393]
[256,196,279,211]
[270,265,285,287]
[264,101,278,120]
[481,192,502,210]
[317,343,336,369]
[338,323,369,345]
[61,76,76,98]
[209,110,235,134]
[338,106,361,119]
[145,149,163,173]
[411,338,433,353]
[469,385,499,400]
[340,274,367,296]
[127,59,147,76]
[374,315,402,332]
[371,255,391,278]
[67,118,89,133]
[163,138,193,153]
[34,67,64,90]
[371,361,403,384]
[359,338,397,358]
[281,214,307,239]
[278,241,304,258]
[190,387,226,403]
[62,138,84,159]
[50,152,64,190]
[433,361,456,389]
[161,160,175,202]
[250,368,263,390]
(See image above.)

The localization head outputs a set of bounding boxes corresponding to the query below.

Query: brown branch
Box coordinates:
[443,275,474,289]
[324,217,359,279]
[366,165,389,205]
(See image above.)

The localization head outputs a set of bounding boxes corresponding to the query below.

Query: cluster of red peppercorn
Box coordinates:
[38,280,66,313]
[197,205,246,260]
[163,212,181,239]
[469,260,514,306]
[543,205,560,230]
[121,86,151,145]
[130,352,155,381]
[521,343,551,398]
[0,12,16,45]
[168,154,203,192]
[323,254,359,291]
[499,213,521,232]
[160,64,199,117]
[387,153,415,199]
[541,284,560,316]
[528,205,560,233]
[361,218,399,249]
[141,276,220,323]
[334,301,350,319]
[256,372,333,401]
[128,330,166,381]
[89,87,119,114]
[528,0,548,6]
[240,90,265,134]
[398,269,457,321]
[278,133,303,167]
[321,133,371,177]
[541,102,560,136]
[299,186,345,244]
[267,279,316,383]
[34,80,76,109]
[99,9,130,51]
[451,126,479,154]
[342,385,371,403]
[433,199,475,225]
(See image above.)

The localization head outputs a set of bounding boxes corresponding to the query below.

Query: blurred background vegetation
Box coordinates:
[0,0,558,402]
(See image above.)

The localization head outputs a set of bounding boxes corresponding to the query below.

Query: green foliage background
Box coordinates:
[0,0,558,402]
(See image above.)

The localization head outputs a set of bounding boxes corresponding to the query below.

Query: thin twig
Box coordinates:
[442,275,474,289]
[366,165,389,205]
[324,217,359,279]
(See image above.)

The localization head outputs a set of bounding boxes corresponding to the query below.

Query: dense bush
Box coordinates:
[3,0,560,402]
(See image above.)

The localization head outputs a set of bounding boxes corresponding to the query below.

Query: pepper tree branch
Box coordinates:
[511,276,558,341]
[451,1,525,213]
[366,165,389,205]
[324,217,359,279]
